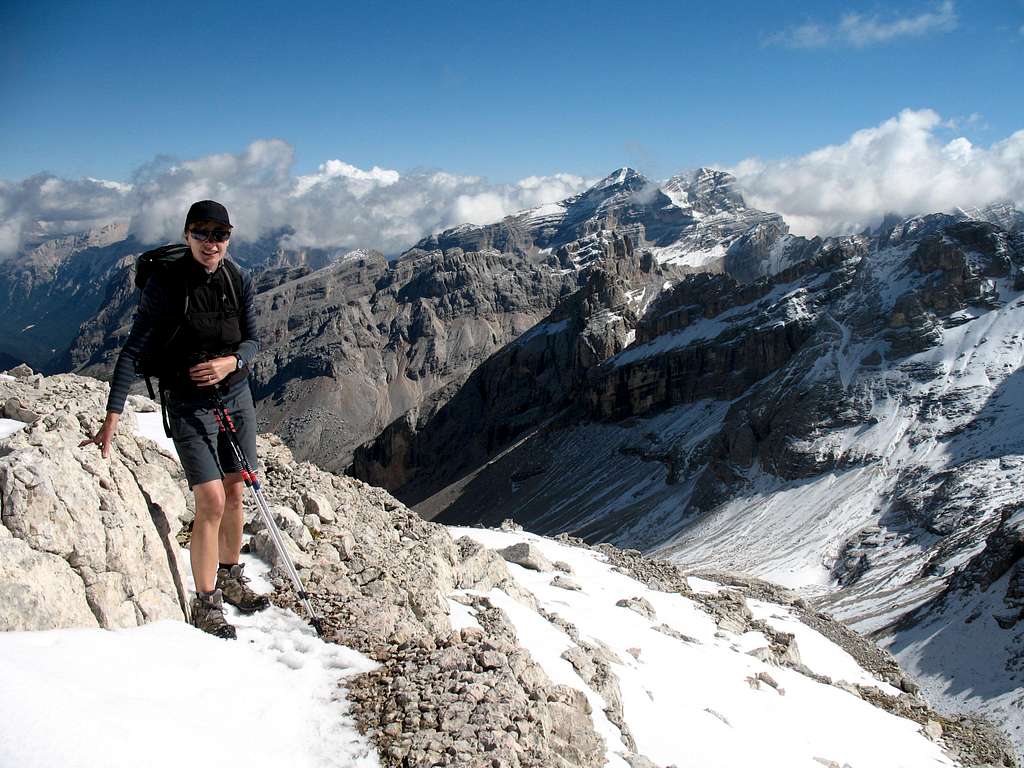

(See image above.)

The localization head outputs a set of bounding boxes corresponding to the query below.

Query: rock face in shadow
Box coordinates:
[350,233,679,505]
[251,247,586,471]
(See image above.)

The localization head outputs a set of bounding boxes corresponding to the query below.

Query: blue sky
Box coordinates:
[3,0,1021,183]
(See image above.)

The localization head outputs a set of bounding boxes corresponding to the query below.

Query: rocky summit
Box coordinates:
[3,370,1012,767]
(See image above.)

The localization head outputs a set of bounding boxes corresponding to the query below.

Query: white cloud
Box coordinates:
[3,108,1021,257]
[293,159,400,197]
[729,108,1024,236]
[0,142,594,258]
[767,1,957,48]
[0,175,134,255]
[766,22,830,49]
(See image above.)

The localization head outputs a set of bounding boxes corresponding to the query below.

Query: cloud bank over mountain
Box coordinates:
[730,108,1024,237]
[0,108,1021,258]
[0,144,593,258]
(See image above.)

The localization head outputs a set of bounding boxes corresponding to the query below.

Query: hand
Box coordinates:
[79,412,119,458]
[188,356,237,387]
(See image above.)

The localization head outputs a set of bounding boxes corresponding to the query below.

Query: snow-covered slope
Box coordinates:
[449,527,971,768]
[430,212,1024,755]
[4,371,1012,767]
[0,550,380,768]
[1,528,995,768]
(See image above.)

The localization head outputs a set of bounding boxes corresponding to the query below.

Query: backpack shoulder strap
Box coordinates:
[221,258,243,311]
[150,254,191,348]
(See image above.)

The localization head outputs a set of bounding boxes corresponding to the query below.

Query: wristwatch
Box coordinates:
[234,354,244,370]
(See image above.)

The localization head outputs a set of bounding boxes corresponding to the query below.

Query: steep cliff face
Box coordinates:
[248,247,582,470]
[351,232,671,502]
[0,224,136,370]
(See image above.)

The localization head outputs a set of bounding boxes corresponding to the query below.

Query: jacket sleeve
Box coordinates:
[104,278,166,414]
[234,269,259,367]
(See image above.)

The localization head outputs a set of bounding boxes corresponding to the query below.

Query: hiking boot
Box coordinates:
[190,589,236,639]
[216,563,271,614]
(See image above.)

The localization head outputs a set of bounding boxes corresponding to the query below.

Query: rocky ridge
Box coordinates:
[414,167,804,281]
[0,367,189,629]
[2,370,1004,767]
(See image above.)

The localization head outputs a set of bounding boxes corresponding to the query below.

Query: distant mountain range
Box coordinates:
[4,168,1024,749]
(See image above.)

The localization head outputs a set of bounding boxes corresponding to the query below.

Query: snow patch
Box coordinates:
[0,418,27,439]
[133,411,178,457]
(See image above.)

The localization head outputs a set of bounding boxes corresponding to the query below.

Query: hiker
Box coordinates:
[81,200,268,639]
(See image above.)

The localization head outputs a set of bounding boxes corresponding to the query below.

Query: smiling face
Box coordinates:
[184,220,231,272]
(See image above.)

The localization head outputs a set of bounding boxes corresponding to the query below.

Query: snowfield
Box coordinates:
[0,550,380,768]
[0,525,961,768]
[450,527,956,768]
[0,418,26,439]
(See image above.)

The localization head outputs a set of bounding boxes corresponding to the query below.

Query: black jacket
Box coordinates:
[105,256,259,414]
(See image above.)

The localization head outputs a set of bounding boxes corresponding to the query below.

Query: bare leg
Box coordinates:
[219,472,245,565]
[191,479,226,593]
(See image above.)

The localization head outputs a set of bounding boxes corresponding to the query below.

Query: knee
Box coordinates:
[193,482,226,523]
[224,478,244,509]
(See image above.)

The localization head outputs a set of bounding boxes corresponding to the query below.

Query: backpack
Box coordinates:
[133,244,244,433]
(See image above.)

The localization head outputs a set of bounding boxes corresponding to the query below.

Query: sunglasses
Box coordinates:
[189,228,232,243]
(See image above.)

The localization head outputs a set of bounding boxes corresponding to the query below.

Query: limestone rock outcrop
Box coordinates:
[0,372,190,630]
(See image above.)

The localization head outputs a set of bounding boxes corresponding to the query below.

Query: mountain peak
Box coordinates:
[955,200,1024,232]
[590,166,647,192]
[661,167,745,213]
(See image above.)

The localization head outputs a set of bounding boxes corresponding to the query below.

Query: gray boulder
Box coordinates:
[499,541,554,572]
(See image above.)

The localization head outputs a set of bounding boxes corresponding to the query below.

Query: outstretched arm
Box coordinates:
[81,278,166,457]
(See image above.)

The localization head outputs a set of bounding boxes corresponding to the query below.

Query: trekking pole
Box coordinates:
[210,392,325,637]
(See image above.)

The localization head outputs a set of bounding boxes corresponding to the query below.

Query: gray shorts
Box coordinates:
[166,379,259,489]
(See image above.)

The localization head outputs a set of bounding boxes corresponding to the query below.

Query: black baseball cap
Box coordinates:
[184,200,232,230]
